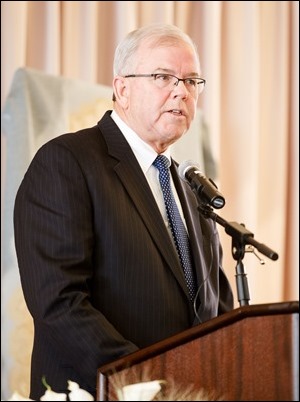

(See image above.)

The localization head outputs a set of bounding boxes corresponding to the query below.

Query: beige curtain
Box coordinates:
[1,1,299,398]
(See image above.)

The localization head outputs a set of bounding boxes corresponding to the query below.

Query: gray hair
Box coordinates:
[113,23,200,77]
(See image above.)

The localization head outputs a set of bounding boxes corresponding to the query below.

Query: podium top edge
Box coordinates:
[98,300,299,375]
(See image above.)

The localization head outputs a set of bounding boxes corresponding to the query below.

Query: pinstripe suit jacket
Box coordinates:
[14,110,233,399]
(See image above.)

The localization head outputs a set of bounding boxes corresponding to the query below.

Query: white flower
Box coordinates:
[7,379,168,401]
[67,381,94,401]
[37,376,67,401]
[7,380,94,401]
[116,380,163,401]
[40,389,67,401]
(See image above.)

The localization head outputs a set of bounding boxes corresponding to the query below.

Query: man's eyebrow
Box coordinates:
[153,68,200,77]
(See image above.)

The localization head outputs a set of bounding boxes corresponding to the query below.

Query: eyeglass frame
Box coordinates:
[123,73,206,93]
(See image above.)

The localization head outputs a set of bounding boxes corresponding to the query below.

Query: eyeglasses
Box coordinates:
[124,73,206,94]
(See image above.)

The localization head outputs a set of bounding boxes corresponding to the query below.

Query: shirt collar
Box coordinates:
[111,110,171,173]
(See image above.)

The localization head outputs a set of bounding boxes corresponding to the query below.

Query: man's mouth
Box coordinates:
[168,109,183,116]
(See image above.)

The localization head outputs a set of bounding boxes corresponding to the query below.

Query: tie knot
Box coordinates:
[153,155,170,173]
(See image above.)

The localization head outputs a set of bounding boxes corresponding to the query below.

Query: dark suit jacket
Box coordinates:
[14,110,233,399]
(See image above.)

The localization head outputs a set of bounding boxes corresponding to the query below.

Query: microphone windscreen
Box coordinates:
[178,160,202,181]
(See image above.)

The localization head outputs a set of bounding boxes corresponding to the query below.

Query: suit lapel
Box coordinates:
[98,112,188,292]
[172,161,220,322]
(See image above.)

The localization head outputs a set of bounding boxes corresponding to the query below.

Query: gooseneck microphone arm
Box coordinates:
[198,204,279,306]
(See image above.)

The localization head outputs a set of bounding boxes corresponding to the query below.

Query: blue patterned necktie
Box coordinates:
[153,155,197,301]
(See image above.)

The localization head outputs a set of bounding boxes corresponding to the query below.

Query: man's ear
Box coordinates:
[113,76,129,108]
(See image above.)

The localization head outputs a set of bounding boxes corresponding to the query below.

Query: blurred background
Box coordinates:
[1,1,299,399]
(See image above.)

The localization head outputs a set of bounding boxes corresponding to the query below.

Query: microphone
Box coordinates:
[178,160,226,209]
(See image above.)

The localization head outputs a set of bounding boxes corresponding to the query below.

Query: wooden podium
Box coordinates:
[97,301,299,401]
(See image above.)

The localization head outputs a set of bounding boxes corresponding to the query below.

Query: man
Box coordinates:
[14,23,233,399]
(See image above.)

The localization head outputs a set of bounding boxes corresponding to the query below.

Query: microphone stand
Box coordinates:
[198,204,279,307]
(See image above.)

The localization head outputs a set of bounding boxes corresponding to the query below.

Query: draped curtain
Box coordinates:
[1,1,299,399]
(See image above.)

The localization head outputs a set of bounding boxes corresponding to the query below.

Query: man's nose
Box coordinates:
[172,80,189,98]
